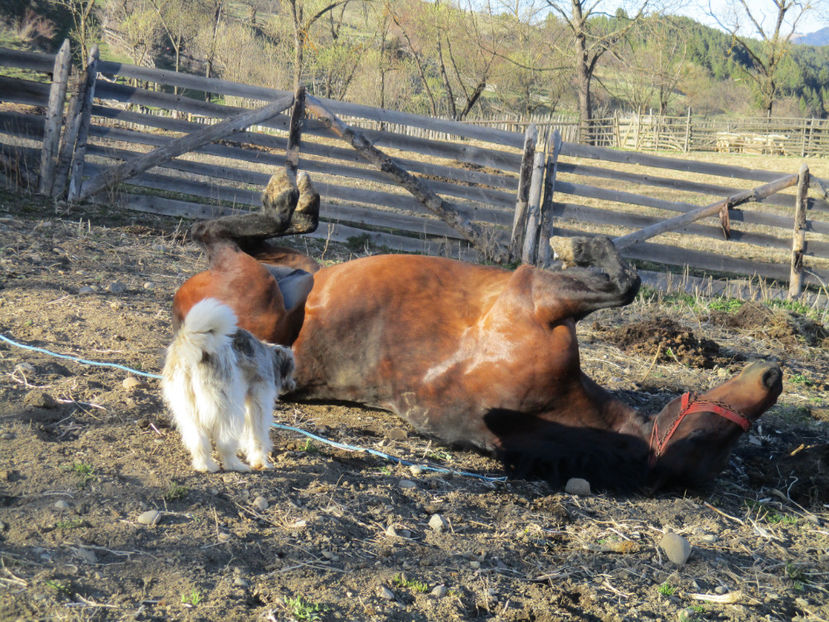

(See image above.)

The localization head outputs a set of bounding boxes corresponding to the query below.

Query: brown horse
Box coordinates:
[173,180,782,491]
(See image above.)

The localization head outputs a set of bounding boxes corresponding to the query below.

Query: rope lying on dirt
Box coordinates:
[0,333,163,379]
[0,332,508,483]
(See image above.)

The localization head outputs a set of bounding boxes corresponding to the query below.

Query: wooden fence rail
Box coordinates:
[1,44,828,294]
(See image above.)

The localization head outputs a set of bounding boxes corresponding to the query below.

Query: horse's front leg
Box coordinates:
[191,169,320,256]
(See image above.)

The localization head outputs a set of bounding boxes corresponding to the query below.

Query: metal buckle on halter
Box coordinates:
[648,392,752,467]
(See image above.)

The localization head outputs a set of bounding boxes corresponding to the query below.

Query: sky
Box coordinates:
[473,0,829,36]
[672,0,829,36]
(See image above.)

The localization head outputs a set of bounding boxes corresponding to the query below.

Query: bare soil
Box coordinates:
[0,191,827,621]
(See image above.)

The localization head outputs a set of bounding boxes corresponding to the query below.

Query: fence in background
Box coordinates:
[1,44,828,294]
[471,111,829,157]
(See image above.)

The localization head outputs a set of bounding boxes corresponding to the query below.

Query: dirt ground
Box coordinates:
[0,190,827,622]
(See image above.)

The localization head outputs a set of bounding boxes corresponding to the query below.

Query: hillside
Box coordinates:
[1,1,827,119]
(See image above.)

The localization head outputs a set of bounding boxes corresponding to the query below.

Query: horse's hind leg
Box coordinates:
[532,236,641,322]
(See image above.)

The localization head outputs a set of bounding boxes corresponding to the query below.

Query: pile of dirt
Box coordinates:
[707,302,829,348]
[597,317,725,368]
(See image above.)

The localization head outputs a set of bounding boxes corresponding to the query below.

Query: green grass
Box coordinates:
[45,579,74,599]
[163,483,189,502]
[788,373,813,386]
[744,500,799,525]
[393,574,429,593]
[56,518,84,530]
[283,595,328,621]
[62,462,95,488]
[707,297,744,313]
[181,589,203,606]
[657,582,676,596]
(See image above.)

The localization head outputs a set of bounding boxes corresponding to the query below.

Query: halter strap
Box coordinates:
[648,392,752,467]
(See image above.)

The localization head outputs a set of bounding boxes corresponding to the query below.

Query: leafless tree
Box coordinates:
[545,0,651,143]
[709,0,815,116]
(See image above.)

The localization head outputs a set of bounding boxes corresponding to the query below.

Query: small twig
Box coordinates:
[639,343,663,384]
[704,501,745,525]
[688,590,743,604]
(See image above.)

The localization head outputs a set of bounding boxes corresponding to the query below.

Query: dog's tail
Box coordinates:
[175,298,238,355]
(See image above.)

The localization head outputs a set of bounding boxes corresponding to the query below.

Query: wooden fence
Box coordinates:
[471,111,829,157]
[1,44,828,295]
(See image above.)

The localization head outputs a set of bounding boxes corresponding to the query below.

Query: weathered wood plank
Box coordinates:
[90,90,522,172]
[67,45,99,202]
[613,174,798,249]
[556,161,824,212]
[39,40,71,195]
[77,94,294,201]
[511,125,537,259]
[305,94,508,262]
[89,110,518,191]
[538,130,562,267]
[0,110,45,138]
[521,150,546,264]
[789,164,809,298]
[286,86,305,175]
[0,48,56,73]
[561,141,786,183]
[0,76,51,107]
[86,142,513,223]
[96,59,523,147]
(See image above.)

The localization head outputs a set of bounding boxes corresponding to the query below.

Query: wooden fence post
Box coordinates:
[285,85,306,176]
[67,44,99,202]
[788,163,809,299]
[683,107,691,153]
[510,124,538,260]
[38,39,71,196]
[521,150,547,265]
[537,130,562,268]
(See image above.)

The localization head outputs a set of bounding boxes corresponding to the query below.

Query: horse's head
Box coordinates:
[648,361,782,490]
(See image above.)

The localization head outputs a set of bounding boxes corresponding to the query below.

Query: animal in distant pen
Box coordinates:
[161,298,295,472]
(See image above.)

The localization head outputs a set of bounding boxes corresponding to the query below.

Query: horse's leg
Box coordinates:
[533,236,641,322]
[191,169,319,252]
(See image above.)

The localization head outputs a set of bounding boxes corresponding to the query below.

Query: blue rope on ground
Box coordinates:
[0,333,163,379]
[0,332,507,483]
[271,422,507,483]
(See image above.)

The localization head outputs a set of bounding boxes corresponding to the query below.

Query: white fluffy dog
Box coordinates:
[161,298,295,472]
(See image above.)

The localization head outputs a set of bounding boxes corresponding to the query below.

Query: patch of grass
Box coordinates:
[788,373,813,386]
[181,589,203,606]
[163,483,189,502]
[376,465,393,475]
[56,518,83,530]
[426,450,453,463]
[45,579,74,599]
[767,298,825,323]
[62,462,95,488]
[657,582,676,596]
[299,439,318,453]
[785,563,807,591]
[708,297,743,313]
[283,595,328,621]
[744,500,798,525]
[394,573,429,593]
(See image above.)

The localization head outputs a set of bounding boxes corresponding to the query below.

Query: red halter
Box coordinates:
[648,392,751,467]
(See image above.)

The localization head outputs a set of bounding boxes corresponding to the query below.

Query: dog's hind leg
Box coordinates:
[215,436,251,472]
[176,417,220,473]
[242,383,276,470]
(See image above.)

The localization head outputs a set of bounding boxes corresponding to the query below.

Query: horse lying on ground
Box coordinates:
[172,172,782,491]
